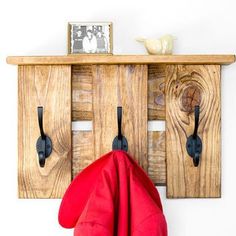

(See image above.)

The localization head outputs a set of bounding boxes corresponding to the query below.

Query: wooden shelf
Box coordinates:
[7,54,235,65]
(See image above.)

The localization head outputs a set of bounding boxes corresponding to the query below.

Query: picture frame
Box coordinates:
[68,22,113,54]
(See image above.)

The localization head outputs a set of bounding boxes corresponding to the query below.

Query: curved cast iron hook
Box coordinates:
[36,107,52,167]
[112,106,128,151]
[186,105,202,167]
[193,106,200,139]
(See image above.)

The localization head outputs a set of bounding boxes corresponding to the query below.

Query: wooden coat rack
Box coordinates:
[7,54,235,199]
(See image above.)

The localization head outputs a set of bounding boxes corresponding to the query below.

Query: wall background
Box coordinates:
[1,0,236,235]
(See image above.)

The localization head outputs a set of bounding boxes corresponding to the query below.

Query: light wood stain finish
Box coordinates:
[11,52,232,199]
[148,131,166,184]
[18,65,71,198]
[72,131,94,179]
[166,65,221,198]
[73,131,166,185]
[72,65,165,121]
[72,65,93,121]
[92,65,148,170]
[7,54,235,65]
[148,65,166,120]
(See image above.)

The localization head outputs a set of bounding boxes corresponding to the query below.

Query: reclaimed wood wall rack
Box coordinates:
[7,54,235,199]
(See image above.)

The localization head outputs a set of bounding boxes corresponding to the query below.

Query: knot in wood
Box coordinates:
[181,85,201,113]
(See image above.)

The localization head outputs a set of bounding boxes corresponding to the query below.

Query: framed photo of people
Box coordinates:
[68,22,113,54]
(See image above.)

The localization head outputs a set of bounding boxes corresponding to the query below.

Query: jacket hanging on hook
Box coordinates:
[58,150,168,236]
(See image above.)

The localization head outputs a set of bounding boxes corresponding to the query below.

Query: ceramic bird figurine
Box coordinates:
[136,34,176,55]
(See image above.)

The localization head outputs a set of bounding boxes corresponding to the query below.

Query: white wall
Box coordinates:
[0,0,236,235]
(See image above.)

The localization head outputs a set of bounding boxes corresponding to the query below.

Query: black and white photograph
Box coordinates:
[68,22,112,54]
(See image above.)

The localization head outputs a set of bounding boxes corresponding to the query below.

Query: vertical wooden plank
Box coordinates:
[166,65,221,198]
[148,131,166,184]
[92,65,148,170]
[18,65,71,198]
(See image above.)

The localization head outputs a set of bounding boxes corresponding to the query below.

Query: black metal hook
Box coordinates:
[186,105,202,167]
[36,107,52,167]
[112,107,128,151]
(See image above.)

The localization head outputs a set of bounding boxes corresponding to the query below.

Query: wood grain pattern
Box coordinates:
[7,54,235,65]
[18,65,71,198]
[72,131,94,178]
[92,65,148,170]
[148,131,166,184]
[72,65,166,121]
[73,131,166,185]
[166,65,221,198]
[148,65,166,120]
[72,65,93,120]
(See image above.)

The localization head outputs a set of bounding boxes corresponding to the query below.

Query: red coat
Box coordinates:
[59,150,167,236]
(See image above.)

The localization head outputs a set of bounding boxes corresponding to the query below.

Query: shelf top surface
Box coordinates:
[6,54,235,65]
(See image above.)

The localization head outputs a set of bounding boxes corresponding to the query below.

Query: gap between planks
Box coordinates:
[72,120,166,132]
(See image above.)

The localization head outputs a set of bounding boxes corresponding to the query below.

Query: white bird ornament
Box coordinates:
[136,34,176,55]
